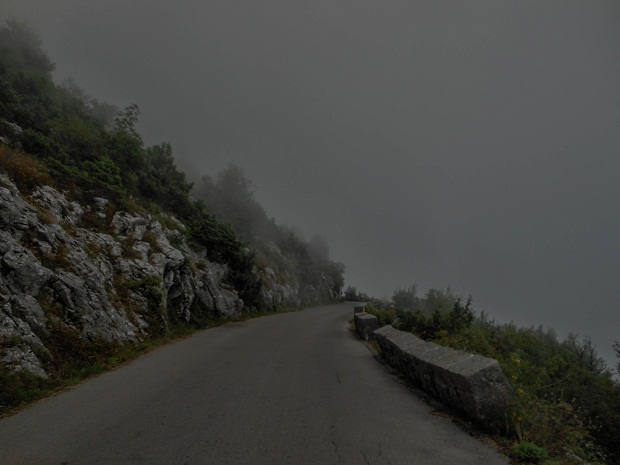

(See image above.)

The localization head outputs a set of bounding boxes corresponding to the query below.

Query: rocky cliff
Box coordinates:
[0,173,321,379]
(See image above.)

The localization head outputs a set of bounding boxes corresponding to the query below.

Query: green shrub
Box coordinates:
[364,304,396,327]
[513,441,548,463]
[0,146,52,192]
[0,367,52,410]
[81,155,124,194]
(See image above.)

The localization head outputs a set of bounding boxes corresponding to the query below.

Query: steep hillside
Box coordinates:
[0,21,345,407]
[0,168,305,379]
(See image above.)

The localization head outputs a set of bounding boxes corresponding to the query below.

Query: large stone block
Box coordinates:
[374,325,515,434]
[354,313,378,341]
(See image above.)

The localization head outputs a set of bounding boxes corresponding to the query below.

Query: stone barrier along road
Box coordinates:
[0,304,509,465]
[354,312,378,341]
[374,325,516,434]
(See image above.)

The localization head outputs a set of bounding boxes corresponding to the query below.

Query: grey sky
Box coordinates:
[2,0,620,365]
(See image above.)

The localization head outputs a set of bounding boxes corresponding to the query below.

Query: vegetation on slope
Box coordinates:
[0,20,345,308]
[359,286,620,465]
[0,20,263,307]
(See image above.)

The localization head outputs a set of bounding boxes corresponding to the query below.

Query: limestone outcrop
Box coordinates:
[0,174,312,379]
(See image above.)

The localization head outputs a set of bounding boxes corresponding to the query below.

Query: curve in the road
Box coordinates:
[0,303,509,465]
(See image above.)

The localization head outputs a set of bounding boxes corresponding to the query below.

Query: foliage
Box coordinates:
[140,142,193,215]
[187,203,263,308]
[0,145,52,192]
[0,366,52,411]
[564,333,608,376]
[364,304,396,328]
[438,323,616,463]
[113,103,141,140]
[391,295,474,340]
[40,318,119,377]
[48,114,104,162]
[513,442,548,463]
[383,283,619,464]
[81,155,124,196]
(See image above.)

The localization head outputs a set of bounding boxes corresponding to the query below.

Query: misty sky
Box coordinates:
[2,1,620,365]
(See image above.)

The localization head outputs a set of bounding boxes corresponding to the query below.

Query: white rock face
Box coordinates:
[0,175,250,378]
[0,173,335,378]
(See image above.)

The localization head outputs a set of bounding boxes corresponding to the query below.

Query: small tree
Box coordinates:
[140,141,193,215]
[113,103,141,141]
[82,155,124,198]
[446,296,474,332]
[564,333,607,376]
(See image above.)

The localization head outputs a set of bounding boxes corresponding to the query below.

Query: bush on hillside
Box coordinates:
[369,285,619,464]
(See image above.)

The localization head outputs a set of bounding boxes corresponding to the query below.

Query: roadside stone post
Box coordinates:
[354,313,378,341]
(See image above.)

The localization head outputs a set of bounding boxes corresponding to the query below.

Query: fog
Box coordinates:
[2,1,620,366]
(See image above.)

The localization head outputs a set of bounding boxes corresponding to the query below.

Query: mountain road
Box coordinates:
[0,303,509,464]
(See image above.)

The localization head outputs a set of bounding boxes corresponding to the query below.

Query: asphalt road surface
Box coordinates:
[0,303,509,465]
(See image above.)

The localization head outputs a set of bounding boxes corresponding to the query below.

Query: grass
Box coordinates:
[0,146,53,193]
